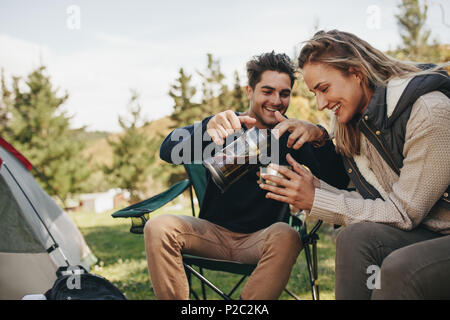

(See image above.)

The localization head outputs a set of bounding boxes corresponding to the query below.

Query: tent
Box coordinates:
[0,137,97,299]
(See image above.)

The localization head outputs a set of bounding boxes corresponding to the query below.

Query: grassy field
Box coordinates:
[69,207,339,300]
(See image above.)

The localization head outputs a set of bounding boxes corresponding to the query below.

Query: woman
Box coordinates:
[259,30,450,299]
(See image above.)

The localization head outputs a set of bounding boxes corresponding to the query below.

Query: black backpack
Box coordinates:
[45,265,126,300]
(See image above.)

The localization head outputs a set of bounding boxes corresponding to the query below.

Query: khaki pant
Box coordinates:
[143,214,302,300]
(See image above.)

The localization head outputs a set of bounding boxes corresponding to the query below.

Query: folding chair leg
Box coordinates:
[199,267,207,300]
[304,243,319,300]
[190,287,201,300]
[312,242,317,279]
[284,288,301,300]
[312,241,320,298]
[185,267,200,300]
[183,263,232,300]
[227,275,247,298]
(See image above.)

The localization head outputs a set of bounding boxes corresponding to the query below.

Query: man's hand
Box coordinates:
[272,111,327,149]
[207,110,256,145]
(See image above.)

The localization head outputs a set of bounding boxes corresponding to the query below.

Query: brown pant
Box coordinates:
[335,222,449,299]
[143,214,302,300]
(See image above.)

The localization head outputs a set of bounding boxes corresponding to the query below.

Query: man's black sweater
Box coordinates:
[160,116,349,234]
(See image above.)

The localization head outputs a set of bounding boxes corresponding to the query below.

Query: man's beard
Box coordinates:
[250,104,278,129]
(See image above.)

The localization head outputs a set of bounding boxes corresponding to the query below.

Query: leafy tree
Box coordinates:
[0,66,91,202]
[102,90,156,203]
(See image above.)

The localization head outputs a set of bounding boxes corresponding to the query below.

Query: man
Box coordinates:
[145,52,348,299]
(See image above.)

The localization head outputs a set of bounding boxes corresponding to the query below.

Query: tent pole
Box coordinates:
[3,162,70,267]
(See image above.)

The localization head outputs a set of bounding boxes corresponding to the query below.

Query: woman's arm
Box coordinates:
[261,92,450,229]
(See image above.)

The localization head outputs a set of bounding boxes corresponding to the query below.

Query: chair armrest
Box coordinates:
[290,213,323,242]
[111,179,191,218]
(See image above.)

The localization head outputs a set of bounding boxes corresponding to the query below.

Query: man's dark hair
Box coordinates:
[246,51,296,89]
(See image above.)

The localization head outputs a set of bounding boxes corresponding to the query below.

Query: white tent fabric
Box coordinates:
[0,137,96,299]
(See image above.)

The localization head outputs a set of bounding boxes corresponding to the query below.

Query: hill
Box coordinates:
[80,116,178,195]
[83,116,175,167]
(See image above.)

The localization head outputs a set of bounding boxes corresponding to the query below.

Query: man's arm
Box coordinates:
[310,139,349,189]
[159,116,214,164]
[160,111,257,164]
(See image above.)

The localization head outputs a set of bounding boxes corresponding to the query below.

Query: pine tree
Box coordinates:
[0,69,12,133]
[197,53,229,116]
[231,71,248,113]
[0,66,91,201]
[102,90,155,203]
[169,68,201,128]
[395,0,441,62]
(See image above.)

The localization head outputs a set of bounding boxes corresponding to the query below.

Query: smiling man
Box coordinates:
[246,58,292,128]
[206,53,295,145]
[145,52,349,300]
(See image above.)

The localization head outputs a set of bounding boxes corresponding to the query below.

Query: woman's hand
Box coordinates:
[259,154,320,210]
[272,111,327,149]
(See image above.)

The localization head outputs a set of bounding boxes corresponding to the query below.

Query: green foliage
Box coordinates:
[0,66,91,201]
[197,53,230,116]
[396,0,430,51]
[169,68,202,128]
[169,54,249,130]
[231,71,248,113]
[391,0,443,62]
[72,130,110,144]
[102,90,157,203]
[0,70,11,131]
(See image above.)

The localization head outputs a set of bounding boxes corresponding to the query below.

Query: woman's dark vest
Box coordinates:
[343,71,450,210]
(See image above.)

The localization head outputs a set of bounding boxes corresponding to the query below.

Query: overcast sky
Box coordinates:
[1,0,449,132]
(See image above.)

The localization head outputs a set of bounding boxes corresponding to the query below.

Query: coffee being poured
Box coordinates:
[203,127,274,193]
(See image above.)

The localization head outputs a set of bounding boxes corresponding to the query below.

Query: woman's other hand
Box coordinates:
[259,153,320,210]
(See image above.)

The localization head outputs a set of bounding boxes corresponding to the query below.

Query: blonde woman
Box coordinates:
[260,30,450,299]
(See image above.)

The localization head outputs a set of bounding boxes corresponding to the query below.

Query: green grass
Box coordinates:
[69,208,338,300]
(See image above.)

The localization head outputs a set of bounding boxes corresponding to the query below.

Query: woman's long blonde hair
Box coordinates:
[298,29,429,157]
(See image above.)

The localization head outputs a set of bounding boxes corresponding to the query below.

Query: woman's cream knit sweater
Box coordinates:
[309,79,450,235]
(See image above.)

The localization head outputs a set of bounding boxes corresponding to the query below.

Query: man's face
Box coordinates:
[246,70,292,129]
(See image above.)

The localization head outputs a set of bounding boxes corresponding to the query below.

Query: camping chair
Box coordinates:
[112,163,322,300]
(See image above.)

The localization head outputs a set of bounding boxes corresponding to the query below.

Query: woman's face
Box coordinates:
[302,62,370,124]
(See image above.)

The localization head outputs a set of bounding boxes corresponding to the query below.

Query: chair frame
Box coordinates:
[183,181,322,300]
[112,164,322,300]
